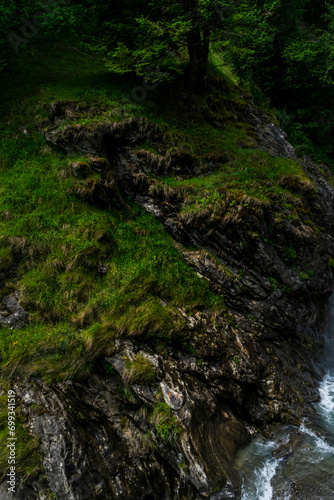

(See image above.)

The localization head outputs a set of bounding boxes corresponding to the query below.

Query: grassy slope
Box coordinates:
[0,43,225,381]
[0,41,310,481]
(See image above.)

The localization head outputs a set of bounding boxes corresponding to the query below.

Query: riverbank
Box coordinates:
[238,307,334,499]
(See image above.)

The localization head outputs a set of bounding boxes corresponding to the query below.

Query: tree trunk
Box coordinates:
[186,24,210,87]
[183,0,210,87]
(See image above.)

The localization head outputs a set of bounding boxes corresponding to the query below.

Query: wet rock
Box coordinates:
[161,383,184,410]
[0,295,28,329]
[3,368,248,500]
[273,442,292,460]
[235,96,298,160]
[210,484,237,499]
[32,415,75,500]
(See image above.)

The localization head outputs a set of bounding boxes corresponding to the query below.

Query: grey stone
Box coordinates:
[0,295,28,329]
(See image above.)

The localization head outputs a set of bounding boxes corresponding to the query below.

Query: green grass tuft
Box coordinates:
[151,402,182,443]
[123,354,156,386]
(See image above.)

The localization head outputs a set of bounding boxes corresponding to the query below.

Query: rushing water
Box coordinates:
[318,372,334,431]
[237,304,334,500]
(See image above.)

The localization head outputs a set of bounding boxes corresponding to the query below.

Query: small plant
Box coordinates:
[286,246,297,259]
[178,462,189,475]
[123,354,156,386]
[269,277,279,290]
[299,269,314,280]
[233,355,240,366]
[227,352,240,366]
[151,402,182,443]
[104,361,115,375]
[329,257,334,269]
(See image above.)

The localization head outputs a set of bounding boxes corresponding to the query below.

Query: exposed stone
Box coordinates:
[161,383,184,410]
[0,295,28,329]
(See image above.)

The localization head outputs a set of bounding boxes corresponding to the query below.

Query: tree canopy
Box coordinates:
[1,0,334,160]
[99,0,226,86]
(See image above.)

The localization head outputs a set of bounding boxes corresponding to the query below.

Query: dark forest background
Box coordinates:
[1,0,334,163]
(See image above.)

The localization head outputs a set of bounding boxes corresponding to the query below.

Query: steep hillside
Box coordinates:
[1,44,334,499]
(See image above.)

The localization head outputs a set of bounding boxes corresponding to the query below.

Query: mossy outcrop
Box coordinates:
[1,94,334,499]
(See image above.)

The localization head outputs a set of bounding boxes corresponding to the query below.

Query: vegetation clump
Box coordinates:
[151,402,182,444]
[123,354,156,386]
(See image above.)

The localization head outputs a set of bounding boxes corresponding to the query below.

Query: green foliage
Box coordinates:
[3,0,333,161]
[269,277,279,291]
[96,0,233,83]
[0,36,321,384]
[233,354,240,366]
[299,271,308,280]
[104,361,115,375]
[104,18,190,82]
[286,247,297,260]
[123,354,156,386]
[178,461,190,475]
[221,0,334,162]
[0,1,45,71]
[219,7,276,91]
[151,402,182,443]
[298,270,314,280]
[0,43,226,380]
[0,6,331,486]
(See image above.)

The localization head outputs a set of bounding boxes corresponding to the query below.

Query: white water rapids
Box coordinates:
[237,303,334,500]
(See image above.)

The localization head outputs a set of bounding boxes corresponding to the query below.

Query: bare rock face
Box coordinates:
[0,295,28,329]
[6,346,248,499]
[2,100,334,499]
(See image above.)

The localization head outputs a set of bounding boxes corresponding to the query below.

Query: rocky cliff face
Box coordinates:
[1,99,334,500]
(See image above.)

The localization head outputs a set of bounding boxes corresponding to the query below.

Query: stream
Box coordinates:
[236,303,334,499]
